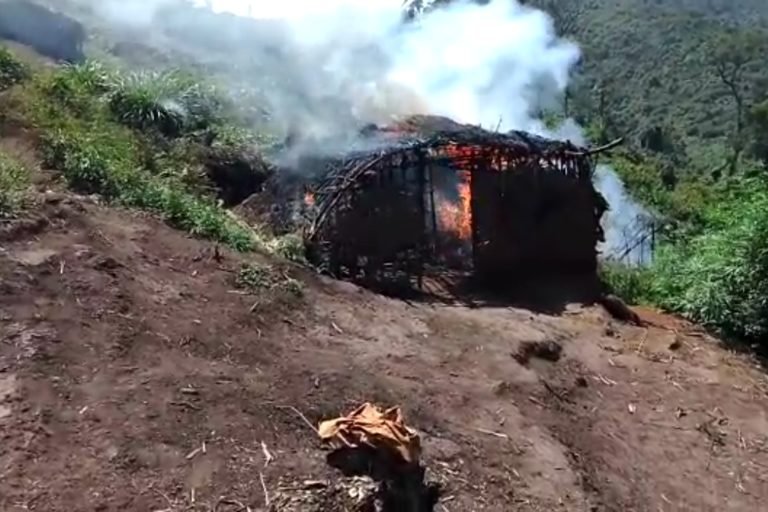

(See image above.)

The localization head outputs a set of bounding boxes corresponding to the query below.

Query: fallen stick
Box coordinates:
[260,472,271,507]
[275,405,318,434]
[261,441,275,467]
[475,427,510,440]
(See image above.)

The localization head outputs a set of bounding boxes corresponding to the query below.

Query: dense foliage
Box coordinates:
[0,46,28,90]
[522,0,768,345]
[0,151,29,217]
[0,49,267,251]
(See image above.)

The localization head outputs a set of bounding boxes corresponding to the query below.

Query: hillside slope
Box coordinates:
[15,0,768,151]
[2,154,768,511]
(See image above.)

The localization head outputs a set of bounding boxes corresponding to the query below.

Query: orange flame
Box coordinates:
[436,171,472,241]
[436,145,473,242]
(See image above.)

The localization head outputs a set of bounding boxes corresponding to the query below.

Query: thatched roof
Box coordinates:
[360,114,586,155]
[298,115,616,242]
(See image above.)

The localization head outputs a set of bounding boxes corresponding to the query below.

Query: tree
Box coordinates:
[708,29,767,175]
[589,78,620,144]
[519,0,595,116]
[520,0,594,37]
[746,98,768,168]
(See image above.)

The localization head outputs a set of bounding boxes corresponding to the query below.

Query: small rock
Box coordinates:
[493,380,513,396]
[514,340,562,366]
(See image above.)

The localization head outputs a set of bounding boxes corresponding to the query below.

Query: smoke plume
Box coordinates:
[73,0,647,259]
[593,165,655,265]
[89,0,579,140]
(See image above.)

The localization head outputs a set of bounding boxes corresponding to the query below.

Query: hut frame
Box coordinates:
[299,116,616,292]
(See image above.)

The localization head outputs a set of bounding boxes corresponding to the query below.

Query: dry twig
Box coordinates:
[475,427,510,440]
[275,405,318,434]
[260,472,271,507]
[214,497,251,512]
[261,441,275,466]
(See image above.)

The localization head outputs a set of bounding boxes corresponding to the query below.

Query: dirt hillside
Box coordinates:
[2,181,768,511]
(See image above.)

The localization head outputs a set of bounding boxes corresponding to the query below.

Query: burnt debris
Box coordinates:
[266,114,611,294]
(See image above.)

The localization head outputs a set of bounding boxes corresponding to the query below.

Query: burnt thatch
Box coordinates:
[0,0,85,63]
[278,115,611,293]
[202,144,273,207]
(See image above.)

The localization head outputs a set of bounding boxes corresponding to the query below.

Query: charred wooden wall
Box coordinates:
[304,141,604,293]
[472,156,601,283]
[309,152,427,291]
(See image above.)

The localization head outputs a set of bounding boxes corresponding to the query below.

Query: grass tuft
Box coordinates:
[0,152,30,217]
[0,46,29,91]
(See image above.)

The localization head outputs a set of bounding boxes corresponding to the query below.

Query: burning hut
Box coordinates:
[281,115,610,293]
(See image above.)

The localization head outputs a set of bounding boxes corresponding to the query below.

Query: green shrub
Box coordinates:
[6,59,268,254]
[39,124,254,251]
[40,128,138,198]
[236,262,276,290]
[236,262,304,297]
[43,61,113,114]
[0,153,29,216]
[0,46,28,91]
[599,262,655,305]
[107,70,226,137]
[108,72,185,136]
[648,178,768,341]
[267,233,307,264]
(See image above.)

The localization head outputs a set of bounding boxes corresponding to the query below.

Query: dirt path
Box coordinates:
[2,194,768,511]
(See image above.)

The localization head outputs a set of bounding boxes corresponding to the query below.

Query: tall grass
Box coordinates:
[649,179,768,341]
[0,152,29,217]
[8,61,259,251]
[0,46,29,91]
[605,177,768,343]
[107,69,227,137]
[39,125,256,251]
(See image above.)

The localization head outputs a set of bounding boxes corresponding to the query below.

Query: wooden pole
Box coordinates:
[417,151,427,290]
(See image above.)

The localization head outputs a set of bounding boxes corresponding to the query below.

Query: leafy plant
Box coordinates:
[648,179,768,341]
[107,70,227,137]
[38,123,255,251]
[267,233,307,264]
[0,153,29,216]
[108,71,186,136]
[236,262,304,297]
[43,61,113,113]
[236,262,278,290]
[0,46,28,91]
[598,262,655,306]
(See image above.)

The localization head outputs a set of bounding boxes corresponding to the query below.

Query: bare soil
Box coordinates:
[2,188,768,511]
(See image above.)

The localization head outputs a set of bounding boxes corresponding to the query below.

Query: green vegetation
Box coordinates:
[267,233,308,264]
[0,46,28,90]
[602,176,768,341]
[107,70,227,137]
[519,0,768,346]
[0,152,29,217]
[2,59,272,251]
[651,181,768,341]
[236,262,304,297]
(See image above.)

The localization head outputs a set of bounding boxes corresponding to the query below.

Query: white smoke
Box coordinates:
[593,165,655,265]
[76,0,647,256]
[89,0,580,141]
